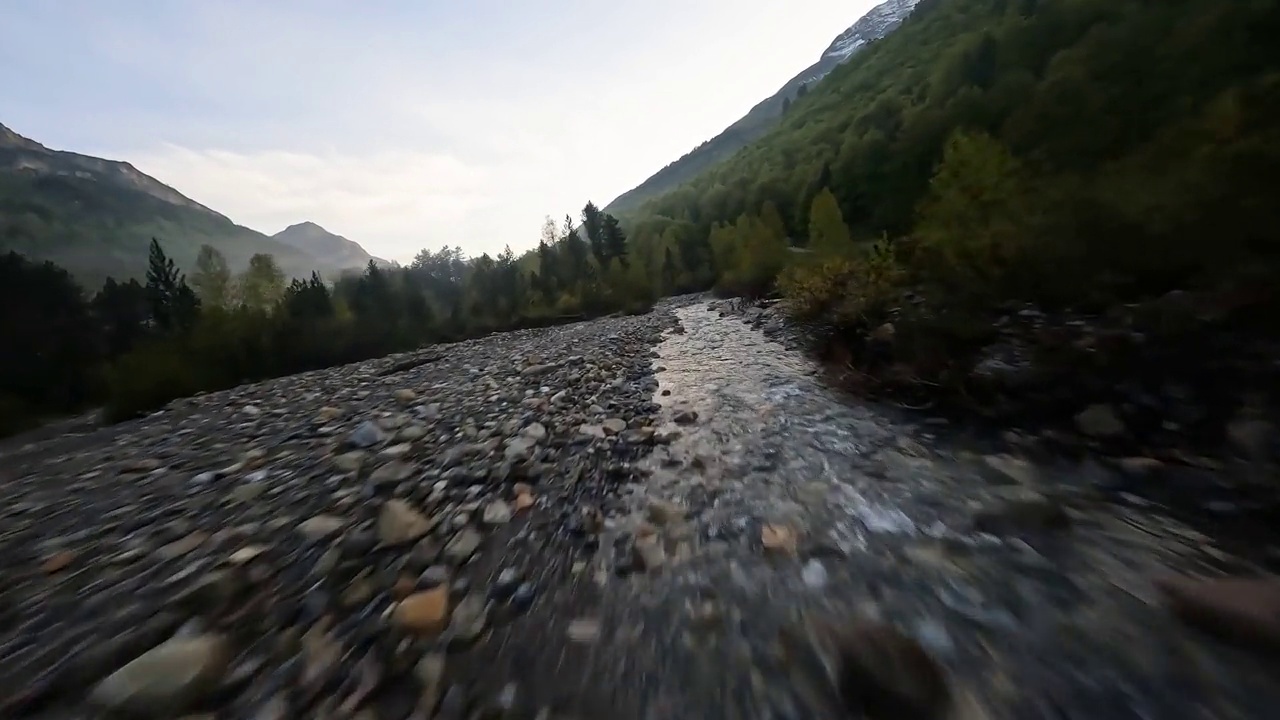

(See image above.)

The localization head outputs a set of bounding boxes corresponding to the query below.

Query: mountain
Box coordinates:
[272,221,389,272]
[603,0,920,216]
[0,123,374,286]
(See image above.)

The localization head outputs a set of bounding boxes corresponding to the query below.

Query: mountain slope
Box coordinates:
[603,0,919,216]
[633,0,1280,296]
[0,123,372,285]
[272,221,389,271]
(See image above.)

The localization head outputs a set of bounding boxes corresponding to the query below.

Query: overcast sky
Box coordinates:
[2,0,878,262]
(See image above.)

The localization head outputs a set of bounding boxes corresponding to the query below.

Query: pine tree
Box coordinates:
[601,214,628,268]
[582,201,606,267]
[145,238,199,333]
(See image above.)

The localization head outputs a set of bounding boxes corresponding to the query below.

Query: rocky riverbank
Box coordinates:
[2,295,1279,719]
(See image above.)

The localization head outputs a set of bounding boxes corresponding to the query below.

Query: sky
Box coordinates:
[2,0,879,263]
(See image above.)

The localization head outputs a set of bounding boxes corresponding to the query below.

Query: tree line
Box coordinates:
[0,203,648,434]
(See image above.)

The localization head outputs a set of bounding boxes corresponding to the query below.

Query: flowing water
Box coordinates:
[580,302,1280,719]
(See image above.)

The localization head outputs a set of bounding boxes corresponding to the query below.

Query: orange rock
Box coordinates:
[514,493,535,512]
[761,524,796,553]
[393,587,450,636]
[391,576,416,601]
[42,550,77,574]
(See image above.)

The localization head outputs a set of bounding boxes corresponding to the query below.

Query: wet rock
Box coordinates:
[379,499,434,546]
[394,587,451,636]
[1074,404,1126,439]
[1157,575,1280,653]
[673,410,699,425]
[835,620,951,720]
[972,487,1069,534]
[88,634,233,718]
[654,427,681,444]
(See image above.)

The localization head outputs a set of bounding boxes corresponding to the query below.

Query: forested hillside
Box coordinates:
[610,0,1280,424]
[622,0,1279,317]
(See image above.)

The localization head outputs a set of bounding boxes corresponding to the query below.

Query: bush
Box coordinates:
[103,342,202,422]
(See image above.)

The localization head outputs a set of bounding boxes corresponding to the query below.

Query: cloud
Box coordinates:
[131,145,497,262]
[6,0,885,263]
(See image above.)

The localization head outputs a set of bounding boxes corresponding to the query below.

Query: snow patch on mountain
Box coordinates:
[823,0,921,61]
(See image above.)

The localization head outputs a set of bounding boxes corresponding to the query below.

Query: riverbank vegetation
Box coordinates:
[617,0,1280,438]
[1,205,651,433]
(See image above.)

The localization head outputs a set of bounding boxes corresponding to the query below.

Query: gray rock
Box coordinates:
[602,418,627,436]
[522,422,548,441]
[1074,404,1126,438]
[445,593,490,647]
[334,450,366,473]
[673,410,699,425]
[482,499,513,526]
[369,460,415,486]
[349,421,387,448]
[632,535,666,571]
[520,363,556,378]
[415,652,447,715]
[444,527,484,564]
[88,634,233,718]
[379,499,434,546]
[298,515,346,540]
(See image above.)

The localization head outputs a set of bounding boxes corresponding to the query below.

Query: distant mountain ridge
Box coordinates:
[603,0,920,216]
[0,122,381,285]
[272,221,390,271]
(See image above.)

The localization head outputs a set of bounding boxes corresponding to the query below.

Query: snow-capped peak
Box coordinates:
[823,0,922,61]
